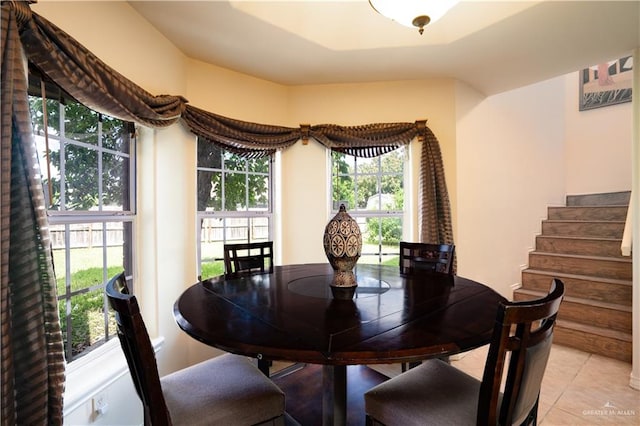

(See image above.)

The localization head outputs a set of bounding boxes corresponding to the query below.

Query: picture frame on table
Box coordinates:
[579,56,633,111]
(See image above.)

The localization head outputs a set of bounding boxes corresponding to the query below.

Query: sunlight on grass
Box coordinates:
[200,261,225,280]
[52,246,124,273]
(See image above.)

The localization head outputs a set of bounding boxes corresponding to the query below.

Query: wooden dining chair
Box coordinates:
[365,279,565,426]
[224,241,274,278]
[106,272,285,426]
[398,241,455,371]
[398,241,455,276]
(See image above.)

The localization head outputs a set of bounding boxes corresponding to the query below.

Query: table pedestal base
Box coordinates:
[322,365,347,426]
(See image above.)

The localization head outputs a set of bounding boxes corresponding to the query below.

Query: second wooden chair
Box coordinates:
[224,241,274,278]
[399,241,455,371]
[399,241,455,276]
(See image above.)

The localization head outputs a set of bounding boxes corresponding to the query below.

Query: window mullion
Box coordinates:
[64,223,72,360]
[221,151,226,213]
[102,222,109,339]
[98,115,103,211]
[59,104,66,210]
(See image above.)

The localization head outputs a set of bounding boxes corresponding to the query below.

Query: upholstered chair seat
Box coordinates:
[161,353,285,426]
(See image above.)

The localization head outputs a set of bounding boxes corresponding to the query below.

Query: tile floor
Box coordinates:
[372,344,639,425]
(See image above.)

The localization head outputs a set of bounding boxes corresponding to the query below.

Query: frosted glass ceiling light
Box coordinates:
[369,0,459,34]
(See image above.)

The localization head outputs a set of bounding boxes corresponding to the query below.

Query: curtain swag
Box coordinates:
[184,105,429,159]
[1,1,455,423]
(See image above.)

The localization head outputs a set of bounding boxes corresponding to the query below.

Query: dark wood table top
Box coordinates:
[174,263,507,366]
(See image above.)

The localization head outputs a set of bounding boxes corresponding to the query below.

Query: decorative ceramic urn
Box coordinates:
[323,204,362,299]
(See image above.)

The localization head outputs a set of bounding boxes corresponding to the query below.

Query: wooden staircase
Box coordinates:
[514,191,632,362]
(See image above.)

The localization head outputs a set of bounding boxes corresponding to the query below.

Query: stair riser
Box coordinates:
[529,254,632,280]
[521,271,631,305]
[554,328,631,363]
[514,292,631,333]
[560,300,631,333]
[535,236,624,257]
[548,206,628,221]
[542,221,624,238]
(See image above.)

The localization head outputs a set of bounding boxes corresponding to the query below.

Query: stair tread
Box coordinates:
[537,235,623,242]
[543,219,625,224]
[550,205,628,209]
[515,288,631,311]
[556,319,632,342]
[530,251,631,262]
[522,268,632,286]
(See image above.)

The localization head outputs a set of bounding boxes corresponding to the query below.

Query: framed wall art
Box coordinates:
[579,56,633,111]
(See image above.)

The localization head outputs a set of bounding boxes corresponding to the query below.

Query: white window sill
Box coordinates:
[63,336,164,416]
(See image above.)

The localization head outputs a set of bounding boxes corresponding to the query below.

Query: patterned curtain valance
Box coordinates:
[310,122,418,158]
[182,105,301,158]
[183,104,430,159]
[16,5,186,127]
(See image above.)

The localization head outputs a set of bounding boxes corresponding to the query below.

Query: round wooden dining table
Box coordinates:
[174,263,506,426]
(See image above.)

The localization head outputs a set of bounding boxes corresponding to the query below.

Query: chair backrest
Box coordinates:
[105,272,172,426]
[399,241,455,275]
[223,241,274,278]
[477,279,565,426]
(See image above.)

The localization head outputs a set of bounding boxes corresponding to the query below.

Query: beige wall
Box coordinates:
[455,77,567,297]
[186,59,289,124]
[563,72,633,195]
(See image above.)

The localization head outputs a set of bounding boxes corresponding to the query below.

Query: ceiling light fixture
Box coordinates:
[369,0,459,35]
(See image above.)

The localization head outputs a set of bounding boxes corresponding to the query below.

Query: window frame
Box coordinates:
[196,140,274,279]
[329,147,407,265]
[28,78,136,362]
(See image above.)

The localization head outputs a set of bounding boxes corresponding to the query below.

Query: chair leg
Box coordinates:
[520,397,539,426]
[258,358,271,376]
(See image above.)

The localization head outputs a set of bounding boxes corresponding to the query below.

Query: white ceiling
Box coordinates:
[128,1,640,95]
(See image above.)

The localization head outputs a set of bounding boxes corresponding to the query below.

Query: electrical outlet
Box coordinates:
[91,392,109,422]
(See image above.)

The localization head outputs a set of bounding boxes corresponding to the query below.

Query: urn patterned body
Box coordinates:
[323,204,362,298]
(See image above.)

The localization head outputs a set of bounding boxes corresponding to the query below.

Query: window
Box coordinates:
[28,74,135,362]
[196,140,273,279]
[330,148,406,265]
